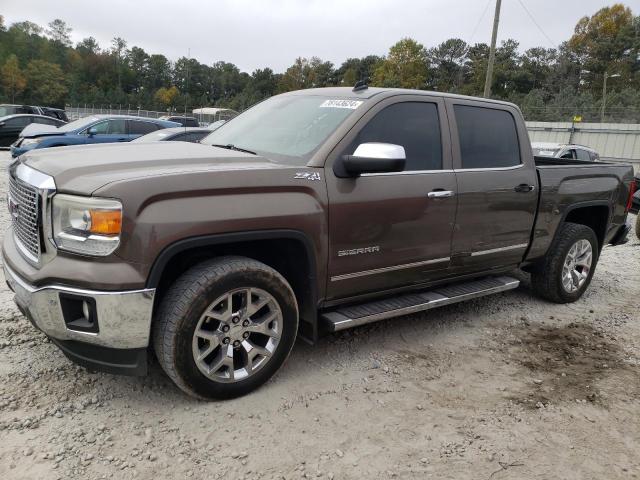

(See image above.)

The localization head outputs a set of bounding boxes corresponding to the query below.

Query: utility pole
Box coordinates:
[483,0,502,98]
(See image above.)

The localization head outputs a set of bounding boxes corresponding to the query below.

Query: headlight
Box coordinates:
[20,138,43,146]
[52,194,122,256]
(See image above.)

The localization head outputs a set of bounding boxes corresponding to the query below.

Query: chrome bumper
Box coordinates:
[3,262,155,349]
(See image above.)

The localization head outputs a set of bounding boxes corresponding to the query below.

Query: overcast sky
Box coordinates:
[3,0,638,72]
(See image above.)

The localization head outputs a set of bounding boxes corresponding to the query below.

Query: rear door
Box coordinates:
[128,120,160,140]
[445,99,538,272]
[326,95,457,299]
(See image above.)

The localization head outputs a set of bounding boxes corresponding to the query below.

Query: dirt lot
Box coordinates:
[0,150,638,480]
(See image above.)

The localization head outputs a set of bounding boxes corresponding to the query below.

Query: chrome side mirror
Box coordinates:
[338,142,406,177]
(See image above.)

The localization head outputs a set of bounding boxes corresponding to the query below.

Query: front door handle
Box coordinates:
[428,190,455,199]
[514,184,535,193]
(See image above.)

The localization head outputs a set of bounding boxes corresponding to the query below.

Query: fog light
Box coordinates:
[59,293,99,333]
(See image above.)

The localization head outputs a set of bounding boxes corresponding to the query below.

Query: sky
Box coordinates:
[3,0,639,73]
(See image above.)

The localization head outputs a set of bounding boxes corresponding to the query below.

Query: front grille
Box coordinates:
[8,174,41,260]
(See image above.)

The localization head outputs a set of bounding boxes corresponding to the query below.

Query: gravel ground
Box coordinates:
[0,150,639,480]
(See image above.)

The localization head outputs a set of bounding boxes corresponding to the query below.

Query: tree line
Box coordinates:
[0,4,639,122]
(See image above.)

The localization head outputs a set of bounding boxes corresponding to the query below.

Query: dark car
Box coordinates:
[10,114,179,157]
[40,107,69,122]
[159,115,199,127]
[0,114,66,147]
[132,127,211,143]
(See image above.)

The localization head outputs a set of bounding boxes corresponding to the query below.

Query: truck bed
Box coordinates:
[525,156,635,264]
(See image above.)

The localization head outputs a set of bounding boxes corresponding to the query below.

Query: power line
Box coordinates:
[516,0,557,48]
[468,0,493,45]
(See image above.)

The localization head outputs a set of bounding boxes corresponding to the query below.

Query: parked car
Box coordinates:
[10,115,179,157]
[532,142,600,161]
[40,107,69,122]
[0,104,42,116]
[132,127,211,143]
[3,87,635,399]
[0,114,66,147]
[0,104,68,122]
[159,115,199,127]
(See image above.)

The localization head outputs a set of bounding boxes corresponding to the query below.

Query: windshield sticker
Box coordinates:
[320,99,363,110]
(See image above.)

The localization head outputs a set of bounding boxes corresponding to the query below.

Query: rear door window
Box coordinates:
[454,105,521,169]
[576,149,591,161]
[108,119,127,135]
[347,102,443,171]
[6,117,31,127]
[129,120,159,135]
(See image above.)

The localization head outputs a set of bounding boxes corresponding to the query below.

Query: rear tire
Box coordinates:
[531,222,598,303]
[153,256,298,399]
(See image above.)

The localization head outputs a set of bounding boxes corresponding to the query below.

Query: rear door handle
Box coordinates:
[514,184,535,193]
[428,190,455,199]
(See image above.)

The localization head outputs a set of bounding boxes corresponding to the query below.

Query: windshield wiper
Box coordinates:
[209,143,256,155]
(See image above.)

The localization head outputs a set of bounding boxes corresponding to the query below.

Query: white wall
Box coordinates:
[526,122,640,162]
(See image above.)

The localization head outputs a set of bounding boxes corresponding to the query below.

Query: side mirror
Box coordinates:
[87,126,98,136]
[337,143,406,177]
[0,122,5,127]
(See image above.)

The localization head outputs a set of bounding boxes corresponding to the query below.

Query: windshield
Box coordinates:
[57,116,101,132]
[201,95,364,164]
[532,147,560,157]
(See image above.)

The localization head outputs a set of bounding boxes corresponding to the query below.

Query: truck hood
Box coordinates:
[23,142,284,194]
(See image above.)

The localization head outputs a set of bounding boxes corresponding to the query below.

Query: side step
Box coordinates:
[321,276,519,332]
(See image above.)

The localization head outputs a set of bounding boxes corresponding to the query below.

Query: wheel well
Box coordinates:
[150,237,318,342]
[564,205,609,250]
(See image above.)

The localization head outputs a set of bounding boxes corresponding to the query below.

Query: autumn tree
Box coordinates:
[372,38,428,89]
[1,54,26,102]
[154,86,180,111]
[569,4,638,87]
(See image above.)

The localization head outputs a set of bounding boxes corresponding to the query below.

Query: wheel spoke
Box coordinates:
[207,293,233,322]
[245,311,280,338]
[246,291,271,318]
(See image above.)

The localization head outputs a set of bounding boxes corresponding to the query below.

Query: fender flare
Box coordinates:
[145,229,320,342]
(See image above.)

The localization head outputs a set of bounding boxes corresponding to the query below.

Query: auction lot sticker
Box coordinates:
[320,99,363,109]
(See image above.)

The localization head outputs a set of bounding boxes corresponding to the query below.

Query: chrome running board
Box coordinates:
[321,276,519,332]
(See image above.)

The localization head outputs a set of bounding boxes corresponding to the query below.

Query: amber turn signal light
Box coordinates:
[89,210,122,235]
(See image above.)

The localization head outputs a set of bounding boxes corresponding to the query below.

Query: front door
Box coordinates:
[326,96,457,300]
[445,99,538,272]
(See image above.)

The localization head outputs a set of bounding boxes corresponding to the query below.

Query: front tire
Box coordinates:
[153,256,298,399]
[635,214,640,241]
[531,222,598,303]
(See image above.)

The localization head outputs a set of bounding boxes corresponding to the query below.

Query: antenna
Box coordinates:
[184,48,190,133]
[353,77,369,92]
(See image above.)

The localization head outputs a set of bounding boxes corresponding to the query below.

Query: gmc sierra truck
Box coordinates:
[3,87,636,399]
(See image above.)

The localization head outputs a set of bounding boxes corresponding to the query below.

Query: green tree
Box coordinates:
[24,59,67,105]
[1,54,27,101]
[371,38,428,89]
[47,19,71,47]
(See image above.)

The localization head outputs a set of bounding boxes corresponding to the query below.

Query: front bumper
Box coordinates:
[3,261,155,375]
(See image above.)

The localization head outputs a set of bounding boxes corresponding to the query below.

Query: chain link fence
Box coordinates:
[65,105,237,125]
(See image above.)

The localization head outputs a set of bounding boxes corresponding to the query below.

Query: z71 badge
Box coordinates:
[294,172,321,181]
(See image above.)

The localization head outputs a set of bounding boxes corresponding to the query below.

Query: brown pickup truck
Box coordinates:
[3,87,636,399]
